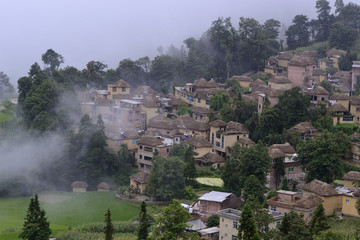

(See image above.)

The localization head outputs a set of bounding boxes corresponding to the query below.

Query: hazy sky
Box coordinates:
[0,0,348,85]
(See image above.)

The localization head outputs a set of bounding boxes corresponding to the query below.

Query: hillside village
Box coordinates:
[72,51,360,239]
[2,0,360,239]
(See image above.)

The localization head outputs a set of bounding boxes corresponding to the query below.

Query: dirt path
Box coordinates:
[39,193,73,204]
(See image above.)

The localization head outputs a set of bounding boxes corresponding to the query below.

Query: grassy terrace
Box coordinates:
[0,191,140,240]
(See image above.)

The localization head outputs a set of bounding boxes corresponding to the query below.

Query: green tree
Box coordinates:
[19,194,51,240]
[286,15,310,49]
[0,72,15,99]
[254,107,282,143]
[315,0,334,42]
[238,142,272,188]
[329,22,358,50]
[183,145,197,185]
[337,2,360,31]
[275,87,310,130]
[309,203,329,235]
[338,52,358,71]
[82,61,107,87]
[297,132,350,183]
[177,101,191,116]
[104,209,114,240]
[206,215,220,228]
[238,202,258,240]
[41,49,64,73]
[137,201,150,240]
[210,91,230,111]
[151,199,192,240]
[279,211,311,240]
[280,176,291,191]
[221,145,242,195]
[274,157,285,189]
[146,156,186,201]
[243,175,265,202]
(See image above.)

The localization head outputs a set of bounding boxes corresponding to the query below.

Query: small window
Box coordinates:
[117,140,122,146]
[139,155,142,159]
[122,87,126,92]
[346,199,349,204]
[198,98,201,103]
[222,218,224,222]
[112,87,116,92]
[271,206,276,211]
[206,100,210,105]
[167,148,169,153]
[232,221,238,229]
[232,235,237,240]
[237,135,239,140]
[132,139,137,144]
[276,221,281,227]
[288,167,294,172]
[140,145,143,149]
[216,141,220,147]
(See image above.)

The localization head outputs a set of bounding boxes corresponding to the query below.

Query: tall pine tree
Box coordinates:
[104,209,114,240]
[19,194,51,240]
[238,202,259,240]
[138,201,150,240]
[309,203,329,235]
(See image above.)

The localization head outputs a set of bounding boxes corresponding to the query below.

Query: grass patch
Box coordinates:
[0,191,140,240]
[196,177,224,187]
[321,216,360,239]
[0,111,13,123]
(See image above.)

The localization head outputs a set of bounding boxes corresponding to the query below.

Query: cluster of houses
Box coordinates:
[183,169,360,240]
[72,50,360,239]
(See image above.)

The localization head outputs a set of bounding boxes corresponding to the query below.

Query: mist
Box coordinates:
[0,0,350,86]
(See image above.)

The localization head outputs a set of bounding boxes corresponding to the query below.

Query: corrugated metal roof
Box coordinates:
[199,191,231,202]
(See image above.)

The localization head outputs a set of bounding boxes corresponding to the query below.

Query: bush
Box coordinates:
[56,231,136,240]
[182,186,198,201]
[206,215,220,228]
[76,221,137,233]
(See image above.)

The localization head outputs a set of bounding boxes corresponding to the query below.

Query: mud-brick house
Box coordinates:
[217,208,284,240]
[94,89,109,101]
[112,99,145,129]
[341,189,360,217]
[197,152,225,169]
[136,136,173,172]
[190,191,241,217]
[342,171,360,189]
[147,114,177,136]
[209,120,250,157]
[249,79,267,92]
[71,181,88,192]
[327,103,354,125]
[288,55,316,87]
[186,135,213,158]
[174,115,210,139]
[175,78,224,109]
[97,182,111,192]
[129,171,150,194]
[191,106,210,123]
[352,61,360,95]
[304,86,329,107]
[107,79,131,102]
[266,190,323,221]
[288,121,319,140]
[326,48,347,69]
[277,52,293,70]
[105,128,140,152]
[132,86,155,99]
[267,143,304,190]
[141,95,160,126]
[302,179,342,216]
[312,68,327,83]
[329,93,350,110]
[237,137,255,148]
[268,75,292,91]
[197,227,219,240]
[350,133,360,165]
[350,96,360,124]
[229,75,253,88]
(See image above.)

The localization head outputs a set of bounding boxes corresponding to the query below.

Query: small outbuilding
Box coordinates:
[71,181,88,192]
[97,182,111,192]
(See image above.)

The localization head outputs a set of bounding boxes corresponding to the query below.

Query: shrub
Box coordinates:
[76,221,137,233]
